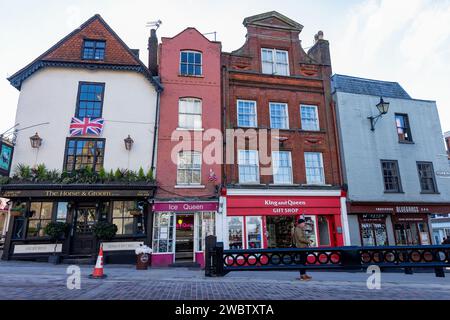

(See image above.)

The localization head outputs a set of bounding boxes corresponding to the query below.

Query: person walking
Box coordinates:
[293,218,312,281]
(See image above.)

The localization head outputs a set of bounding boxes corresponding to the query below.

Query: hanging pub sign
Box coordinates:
[0,139,14,176]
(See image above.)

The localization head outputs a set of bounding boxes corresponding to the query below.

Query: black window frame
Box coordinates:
[82,39,106,61]
[417,161,439,194]
[395,113,413,143]
[75,82,105,118]
[111,200,147,237]
[63,137,106,173]
[380,160,403,193]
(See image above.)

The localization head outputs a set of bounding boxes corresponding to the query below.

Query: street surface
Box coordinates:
[0,261,449,300]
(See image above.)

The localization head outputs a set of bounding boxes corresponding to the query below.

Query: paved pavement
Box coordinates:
[0,261,449,300]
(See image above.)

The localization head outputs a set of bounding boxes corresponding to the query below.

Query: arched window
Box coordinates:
[178,98,202,129]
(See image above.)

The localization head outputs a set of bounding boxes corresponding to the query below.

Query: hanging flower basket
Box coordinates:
[129,209,143,216]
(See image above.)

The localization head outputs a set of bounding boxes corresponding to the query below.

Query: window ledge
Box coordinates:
[237,183,264,186]
[420,192,440,195]
[176,128,205,132]
[398,140,415,144]
[301,183,331,187]
[384,191,405,194]
[174,185,205,189]
[269,183,300,186]
[178,74,204,78]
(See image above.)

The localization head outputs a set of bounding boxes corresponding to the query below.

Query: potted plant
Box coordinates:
[92,221,118,241]
[135,244,153,270]
[44,222,69,264]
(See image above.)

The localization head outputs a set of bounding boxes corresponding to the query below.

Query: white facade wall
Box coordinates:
[11,68,158,173]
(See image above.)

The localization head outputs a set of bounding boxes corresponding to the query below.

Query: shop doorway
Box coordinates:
[71,206,97,255]
[175,214,194,261]
[394,222,430,245]
[266,216,295,248]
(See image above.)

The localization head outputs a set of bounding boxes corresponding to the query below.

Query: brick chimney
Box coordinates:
[148,29,158,75]
[308,30,331,66]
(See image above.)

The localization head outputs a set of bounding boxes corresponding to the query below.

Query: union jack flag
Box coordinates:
[69,117,104,136]
[208,169,218,182]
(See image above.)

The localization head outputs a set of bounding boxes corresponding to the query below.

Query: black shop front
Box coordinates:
[0,184,156,264]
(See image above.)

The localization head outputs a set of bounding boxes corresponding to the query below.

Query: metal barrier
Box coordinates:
[204,236,450,278]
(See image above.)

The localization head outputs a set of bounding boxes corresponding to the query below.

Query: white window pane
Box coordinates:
[304,152,325,184]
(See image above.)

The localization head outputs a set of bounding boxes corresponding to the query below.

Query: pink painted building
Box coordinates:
[151,28,222,267]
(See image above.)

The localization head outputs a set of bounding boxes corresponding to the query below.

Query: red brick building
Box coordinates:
[221,11,348,250]
[152,28,222,266]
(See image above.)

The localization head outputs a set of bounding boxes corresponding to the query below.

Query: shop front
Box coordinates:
[348,203,450,246]
[151,201,218,267]
[225,189,345,249]
[1,185,155,263]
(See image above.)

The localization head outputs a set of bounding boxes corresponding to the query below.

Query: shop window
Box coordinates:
[272,151,293,185]
[381,160,402,193]
[237,100,257,128]
[152,212,175,253]
[395,113,413,142]
[266,216,295,248]
[300,105,320,131]
[64,138,105,172]
[395,223,420,245]
[82,40,106,60]
[76,82,105,118]
[261,48,289,76]
[180,51,202,76]
[238,150,260,184]
[27,202,53,238]
[246,216,262,249]
[112,201,145,235]
[177,151,201,185]
[179,98,202,129]
[12,216,25,240]
[269,103,289,129]
[360,223,388,246]
[195,212,215,252]
[304,152,325,185]
[228,217,244,249]
[417,162,438,193]
[303,216,318,247]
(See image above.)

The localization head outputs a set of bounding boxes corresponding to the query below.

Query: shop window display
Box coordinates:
[228,217,243,249]
[196,212,215,251]
[153,212,174,253]
[361,223,388,246]
[246,216,262,249]
[266,216,295,248]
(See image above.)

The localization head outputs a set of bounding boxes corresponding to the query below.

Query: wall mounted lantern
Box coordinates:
[29,132,42,149]
[368,97,390,131]
[124,135,134,151]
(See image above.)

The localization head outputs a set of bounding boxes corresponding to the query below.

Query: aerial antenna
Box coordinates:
[203,31,217,41]
[146,20,162,30]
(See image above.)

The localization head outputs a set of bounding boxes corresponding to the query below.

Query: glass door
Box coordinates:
[71,206,97,255]
[175,214,194,261]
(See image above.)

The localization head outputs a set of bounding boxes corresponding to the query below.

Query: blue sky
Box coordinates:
[1,0,449,135]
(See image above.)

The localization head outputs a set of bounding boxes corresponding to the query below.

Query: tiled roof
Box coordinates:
[331,74,411,99]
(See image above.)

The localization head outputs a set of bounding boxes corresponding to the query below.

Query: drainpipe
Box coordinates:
[151,86,161,176]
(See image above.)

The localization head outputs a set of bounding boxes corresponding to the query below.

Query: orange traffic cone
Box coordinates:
[89,244,107,279]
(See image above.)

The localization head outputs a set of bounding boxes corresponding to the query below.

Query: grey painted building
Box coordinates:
[332,74,450,246]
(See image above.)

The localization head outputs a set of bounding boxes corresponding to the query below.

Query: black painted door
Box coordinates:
[71,207,97,255]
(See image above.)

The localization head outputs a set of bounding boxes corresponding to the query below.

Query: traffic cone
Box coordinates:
[89,244,107,279]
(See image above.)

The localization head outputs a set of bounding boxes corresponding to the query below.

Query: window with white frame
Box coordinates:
[238,150,260,184]
[179,98,202,129]
[304,152,325,185]
[152,212,175,253]
[272,151,293,184]
[261,48,289,76]
[270,103,289,129]
[177,151,202,185]
[237,100,257,127]
[300,105,320,131]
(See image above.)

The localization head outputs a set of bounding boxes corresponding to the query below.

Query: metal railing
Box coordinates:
[205,236,450,278]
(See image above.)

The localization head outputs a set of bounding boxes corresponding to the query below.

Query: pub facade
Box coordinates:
[1,14,162,263]
[221,12,348,250]
[333,74,450,246]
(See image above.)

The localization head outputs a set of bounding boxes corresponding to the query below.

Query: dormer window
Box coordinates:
[261,48,289,76]
[82,40,106,60]
[180,51,202,76]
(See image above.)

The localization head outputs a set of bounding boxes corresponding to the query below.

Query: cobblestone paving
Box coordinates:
[0,261,449,300]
